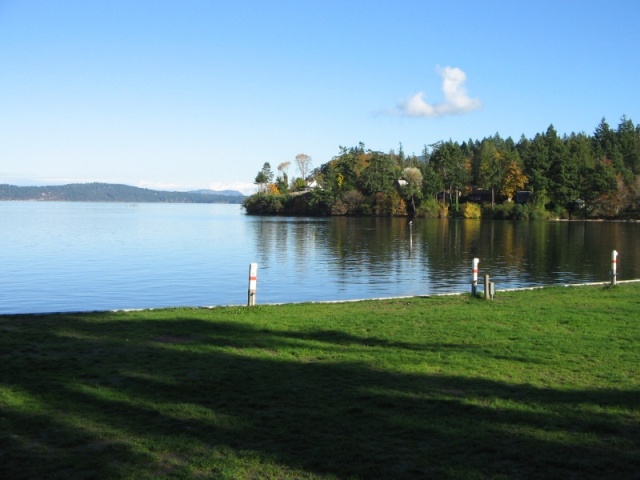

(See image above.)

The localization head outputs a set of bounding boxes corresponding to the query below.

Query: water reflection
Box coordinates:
[248,216,640,302]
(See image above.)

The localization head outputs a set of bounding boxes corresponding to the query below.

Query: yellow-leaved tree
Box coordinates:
[500,162,528,201]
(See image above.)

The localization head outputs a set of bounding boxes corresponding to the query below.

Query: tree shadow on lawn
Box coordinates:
[1,313,638,479]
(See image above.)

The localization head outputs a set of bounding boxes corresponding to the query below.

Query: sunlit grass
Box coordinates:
[1,284,639,479]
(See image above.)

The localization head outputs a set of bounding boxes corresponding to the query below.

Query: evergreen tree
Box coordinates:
[593,118,626,176]
[617,116,640,175]
[477,140,503,208]
[421,163,444,199]
[430,141,469,210]
[358,152,398,196]
[545,126,578,208]
[522,131,551,204]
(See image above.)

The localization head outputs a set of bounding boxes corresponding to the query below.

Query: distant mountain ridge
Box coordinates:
[0,183,245,204]
[189,189,244,197]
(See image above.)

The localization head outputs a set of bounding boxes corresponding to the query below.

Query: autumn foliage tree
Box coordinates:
[501,161,527,201]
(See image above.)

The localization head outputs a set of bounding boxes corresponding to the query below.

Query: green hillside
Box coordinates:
[0,183,245,203]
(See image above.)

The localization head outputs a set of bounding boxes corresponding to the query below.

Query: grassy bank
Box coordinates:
[1,285,639,479]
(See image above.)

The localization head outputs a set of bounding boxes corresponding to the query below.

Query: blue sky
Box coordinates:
[1,1,639,194]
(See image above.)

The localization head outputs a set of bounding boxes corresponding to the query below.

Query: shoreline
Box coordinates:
[4,278,639,317]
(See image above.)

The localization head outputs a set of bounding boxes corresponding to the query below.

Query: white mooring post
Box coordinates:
[248,262,258,306]
[472,258,479,296]
[611,250,618,286]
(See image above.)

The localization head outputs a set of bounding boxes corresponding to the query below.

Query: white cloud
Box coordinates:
[396,66,481,118]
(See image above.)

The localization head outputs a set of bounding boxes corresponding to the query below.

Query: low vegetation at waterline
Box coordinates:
[2,284,639,479]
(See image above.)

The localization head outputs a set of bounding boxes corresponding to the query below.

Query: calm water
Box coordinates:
[1,202,639,314]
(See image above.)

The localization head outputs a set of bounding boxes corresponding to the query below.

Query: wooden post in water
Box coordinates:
[248,263,258,306]
[472,258,479,296]
[611,250,618,286]
[484,274,491,300]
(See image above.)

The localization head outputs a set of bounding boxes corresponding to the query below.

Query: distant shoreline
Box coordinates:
[0,182,245,204]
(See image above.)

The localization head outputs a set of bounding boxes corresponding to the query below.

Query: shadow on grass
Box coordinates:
[1,312,639,479]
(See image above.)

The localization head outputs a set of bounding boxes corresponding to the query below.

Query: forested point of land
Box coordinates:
[244,116,640,220]
[0,183,245,204]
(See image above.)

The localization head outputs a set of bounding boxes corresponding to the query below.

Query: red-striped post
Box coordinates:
[611,250,618,286]
[471,258,479,296]
[248,262,258,305]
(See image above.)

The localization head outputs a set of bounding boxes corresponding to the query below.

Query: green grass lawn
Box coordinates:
[1,284,639,479]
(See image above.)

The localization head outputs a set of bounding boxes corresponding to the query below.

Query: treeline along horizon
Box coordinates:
[244,116,640,219]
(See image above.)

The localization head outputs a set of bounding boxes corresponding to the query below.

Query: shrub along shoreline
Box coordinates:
[1,283,639,479]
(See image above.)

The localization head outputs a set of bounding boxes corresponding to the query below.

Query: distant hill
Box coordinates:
[0,183,246,204]
[189,189,244,197]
